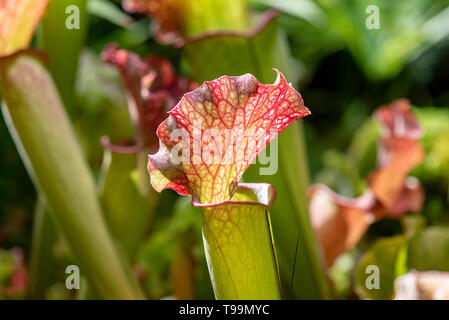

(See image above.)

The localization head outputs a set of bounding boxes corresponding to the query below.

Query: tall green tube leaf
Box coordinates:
[0,51,143,299]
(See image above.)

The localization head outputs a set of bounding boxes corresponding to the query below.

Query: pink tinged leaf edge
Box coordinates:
[147,69,310,204]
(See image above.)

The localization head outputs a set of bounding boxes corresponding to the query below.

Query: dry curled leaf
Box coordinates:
[309,185,375,267]
[102,44,197,151]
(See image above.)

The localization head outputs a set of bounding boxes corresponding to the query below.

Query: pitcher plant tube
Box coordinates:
[147,70,310,299]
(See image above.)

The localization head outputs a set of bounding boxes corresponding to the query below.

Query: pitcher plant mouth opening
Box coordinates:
[191,183,276,208]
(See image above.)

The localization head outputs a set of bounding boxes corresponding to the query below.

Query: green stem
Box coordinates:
[198,184,281,299]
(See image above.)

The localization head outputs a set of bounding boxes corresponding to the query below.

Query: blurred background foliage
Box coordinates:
[0,0,449,299]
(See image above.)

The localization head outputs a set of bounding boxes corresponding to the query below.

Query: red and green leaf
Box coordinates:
[148,70,310,204]
[102,44,197,150]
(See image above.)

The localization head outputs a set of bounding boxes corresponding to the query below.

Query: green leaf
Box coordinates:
[0,51,143,299]
[355,236,408,300]
[99,145,157,259]
[137,196,206,299]
[248,0,326,27]
[88,0,134,28]
[38,0,88,111]
[316,0,449,80]
[408,226,449,271]
[91,19,152,52]
[29,1,89,298]
[147,70,310,204]
[0,250,14,285]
